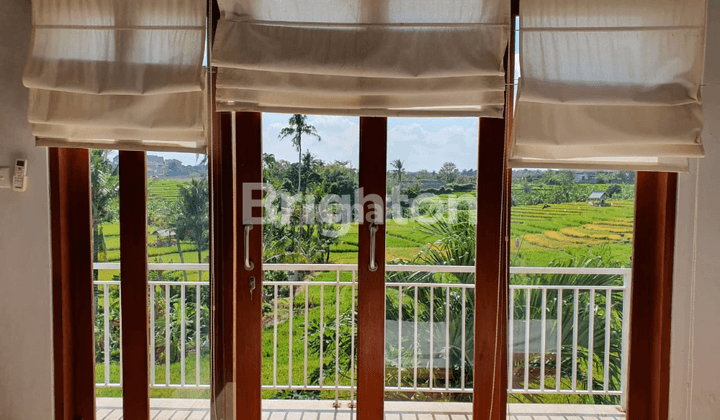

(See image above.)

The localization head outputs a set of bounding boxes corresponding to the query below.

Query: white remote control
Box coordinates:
[13,159,27,192]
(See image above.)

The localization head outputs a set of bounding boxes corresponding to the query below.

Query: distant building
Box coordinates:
[147,155,165,175]
[574,171,596,183]
[588,191,608,206]
[418,179,444,189]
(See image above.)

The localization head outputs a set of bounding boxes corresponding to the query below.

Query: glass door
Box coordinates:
[383,118,479,417]
[259,113,360,417]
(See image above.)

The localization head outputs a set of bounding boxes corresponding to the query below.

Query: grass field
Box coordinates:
[326,199,634,267]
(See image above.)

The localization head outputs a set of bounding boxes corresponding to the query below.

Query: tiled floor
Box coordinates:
[96,398,625,420]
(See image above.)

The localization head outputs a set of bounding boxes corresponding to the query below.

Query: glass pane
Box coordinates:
[94,150,211,418]
[146,152,210,413]
[92,150,122,417]
[508,168,635,415]
[261,114,360,416]
[385,117,478,416]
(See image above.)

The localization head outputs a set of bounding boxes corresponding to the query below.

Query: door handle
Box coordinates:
[368,222,378,272]
[244,223,255,271]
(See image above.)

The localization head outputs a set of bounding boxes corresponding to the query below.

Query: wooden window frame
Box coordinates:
[47,128,679,420]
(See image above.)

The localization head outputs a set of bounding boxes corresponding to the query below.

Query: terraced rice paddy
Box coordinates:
[98,183,636,275]
[511,200,634,266]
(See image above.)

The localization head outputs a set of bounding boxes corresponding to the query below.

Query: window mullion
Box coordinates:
[118,150,150,419]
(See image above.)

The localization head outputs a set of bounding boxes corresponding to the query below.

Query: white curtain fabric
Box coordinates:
[510,0,707,172]
[24,0,207,153]
[213,0,510,117]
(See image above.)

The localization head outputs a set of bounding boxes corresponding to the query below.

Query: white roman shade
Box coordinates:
[510,0,707,172]
[213,0,510,117]
[23,0,208,153]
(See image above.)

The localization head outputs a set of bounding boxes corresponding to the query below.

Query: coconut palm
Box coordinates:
[279,114,321,195]
[279,115,321,260]
[391,159,406,184]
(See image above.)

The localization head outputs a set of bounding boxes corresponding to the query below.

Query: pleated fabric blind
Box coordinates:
[213,0,510,117]
[23,0,208,153]
[510,0,707,172]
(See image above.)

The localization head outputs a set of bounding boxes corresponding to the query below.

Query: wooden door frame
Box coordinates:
[626,172,677,420]
[211,109,236,420]
[49,147,96,420]
[473,118,509,420]
[234,112,264,419]
[357,117,388,420]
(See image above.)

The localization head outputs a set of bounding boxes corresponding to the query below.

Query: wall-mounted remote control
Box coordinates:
[13,159,27,192]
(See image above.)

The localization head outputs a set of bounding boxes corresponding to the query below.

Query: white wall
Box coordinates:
[0,0,54,418]
[669,1,720,419]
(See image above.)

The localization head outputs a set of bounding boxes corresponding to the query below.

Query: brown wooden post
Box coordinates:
[357,117,387,420]
[211,87,236,419]
[235,112,263,419]
[49,147,96,420]
[473,117,508,420]
[119,150,150,419]
[626,172,677,420]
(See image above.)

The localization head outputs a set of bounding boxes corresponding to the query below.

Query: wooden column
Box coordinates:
[357,117,387,420]
[119,151,150,419]
[626,172,677,420]
[235,112,263,419]
[49,147,96,420]
[211,110,235,419]
[473,118,508,420]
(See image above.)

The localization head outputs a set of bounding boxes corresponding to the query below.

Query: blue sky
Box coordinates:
[155,114,481,173]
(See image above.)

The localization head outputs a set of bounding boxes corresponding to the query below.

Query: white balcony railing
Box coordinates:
[92,263,630,406]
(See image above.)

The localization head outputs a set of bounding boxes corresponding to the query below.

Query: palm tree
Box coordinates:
[391,159,406,184]
[279,115,321,260]
[279,114,321,195]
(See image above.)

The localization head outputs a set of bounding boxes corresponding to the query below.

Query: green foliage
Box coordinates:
[438,162,460,184]
[90,150,119,272]
[94,276,210,372]
[175,178,209,261]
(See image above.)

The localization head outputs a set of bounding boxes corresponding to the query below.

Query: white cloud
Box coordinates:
[151,115,480,172]
[388,119,478,172]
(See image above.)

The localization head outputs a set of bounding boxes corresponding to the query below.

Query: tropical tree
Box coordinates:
[391,159,406,184]
[438,162,459,184]
[279,114,321,195]
[606,184,622,198]
[175,178,209,280]
[90,150,119,279]
[279,115,321,259]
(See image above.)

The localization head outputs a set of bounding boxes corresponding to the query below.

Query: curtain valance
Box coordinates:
[510,0,707,172]
[212,0,511,117]
[24,0,207,153]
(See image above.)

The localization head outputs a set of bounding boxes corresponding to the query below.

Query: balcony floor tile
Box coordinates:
[95,398,625,420]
